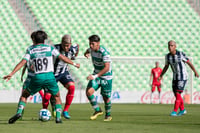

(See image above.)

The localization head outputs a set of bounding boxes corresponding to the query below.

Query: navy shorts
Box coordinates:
[172,80,187,93]
[55,71,74,86]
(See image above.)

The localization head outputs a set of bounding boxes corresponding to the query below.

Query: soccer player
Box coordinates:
[43,34,79,119]
[3,30,80,124]
[19,32,44,119]
[158,40,199,116]
[21,31,44,100]
[84,35,113,121]
[149,61,162,104]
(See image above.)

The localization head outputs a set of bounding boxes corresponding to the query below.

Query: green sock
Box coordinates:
[105,101,111,116]
[88,95,100,111]
[17,101,26,114]
[55,104,62,119]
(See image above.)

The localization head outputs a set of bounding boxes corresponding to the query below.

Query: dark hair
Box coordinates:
[88,35,100,42]
[34,30,48,44]
[30,31,36,43]
[30,31,36,40]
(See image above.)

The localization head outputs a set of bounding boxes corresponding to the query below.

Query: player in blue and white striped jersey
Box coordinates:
[159,40,199,116]
[84,35,112,121]
[43,34,79,119]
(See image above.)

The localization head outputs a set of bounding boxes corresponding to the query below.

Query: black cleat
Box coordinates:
[55,118,62,123]
[8,113,22,124]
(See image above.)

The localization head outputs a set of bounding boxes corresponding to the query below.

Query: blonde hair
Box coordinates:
[61,34,71,44]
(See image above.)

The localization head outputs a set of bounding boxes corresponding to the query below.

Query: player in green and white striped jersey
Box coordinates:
[4,30,80,124]
[84,35,112,121]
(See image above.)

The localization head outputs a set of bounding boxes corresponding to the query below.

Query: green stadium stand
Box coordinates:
[0,0,32,90]
[1,0,199,94]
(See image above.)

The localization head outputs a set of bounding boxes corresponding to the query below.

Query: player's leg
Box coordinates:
[151,85,156,104]
[171,80,187,116]
[43,92,51,109]
[43,88,56,117]
[59,72,75,119]
[170,80,179,116]
[50,95,56,117]
[19,76,32,119]
[47,78,63,123]
[86,79,102,120]
[8,90,30,124]
[177,80,187,116]
[157,84,161,104]
[62,82,75,119]
[103,96,112,121]
[101,79,112,121]
[53,92,62,123]
[38,89,44,100]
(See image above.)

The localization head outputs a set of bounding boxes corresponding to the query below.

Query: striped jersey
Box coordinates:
[90,45,112,80]
[54,44,79,76]
[165,50,189,80]
[23,44,60,75]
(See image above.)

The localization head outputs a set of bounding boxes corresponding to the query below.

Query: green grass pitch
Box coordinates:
[0,103,199,133]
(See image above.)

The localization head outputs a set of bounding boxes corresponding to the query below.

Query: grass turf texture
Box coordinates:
[0,103,199,133]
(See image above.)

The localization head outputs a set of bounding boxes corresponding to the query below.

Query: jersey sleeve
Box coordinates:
[51,46,60,57]
[181,52,189,62]
[102,50,111,63]
[72,44,79,54]
[70,44,79,58]
[23,49,30,61]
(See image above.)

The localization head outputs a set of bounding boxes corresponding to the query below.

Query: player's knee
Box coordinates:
[103,97,110,103]
[86,87,94,96]
[44,93,51,101]
[53,93,62,104]
[68,85,75,95]
[21,90,30,98]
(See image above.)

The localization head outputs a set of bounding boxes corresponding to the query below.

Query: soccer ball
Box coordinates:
[39,109,51,121]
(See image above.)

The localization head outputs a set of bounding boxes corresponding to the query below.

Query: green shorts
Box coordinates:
[22,76,32,90]
[26,72,59,96]
[87,77,112,98]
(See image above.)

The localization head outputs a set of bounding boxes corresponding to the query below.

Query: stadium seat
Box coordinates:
[1,0,200,93]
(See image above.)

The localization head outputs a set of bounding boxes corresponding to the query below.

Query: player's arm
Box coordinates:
[160,69,163,83]
[87,62,110,80]
[74,44,79,57]
[149,70,153,85]
[158,64,169,81]
[3,59,27,81]
[58,54,80,68]
[84,48,90,59]
[186,60,199,78]
[21,65,27,82]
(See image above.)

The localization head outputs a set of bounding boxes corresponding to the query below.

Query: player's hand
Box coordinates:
[84,53,90,59]
[87,74,95,80]
[195,72,199,78]
[74,63,80,68]
[157,76,162,81]
[30,65,34,71]
[3,74,12,82]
